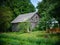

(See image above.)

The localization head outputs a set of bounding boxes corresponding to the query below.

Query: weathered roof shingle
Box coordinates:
[11,12,36,23]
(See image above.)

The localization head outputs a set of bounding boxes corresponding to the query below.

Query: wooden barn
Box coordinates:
[11,12,40,32]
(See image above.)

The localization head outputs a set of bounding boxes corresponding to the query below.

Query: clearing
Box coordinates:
[0,31,60,45]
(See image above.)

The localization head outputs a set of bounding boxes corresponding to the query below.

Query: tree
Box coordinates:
[0,7,13,32]
[6,0,35,17]
[37,0,60,28]
[0,0,35,32]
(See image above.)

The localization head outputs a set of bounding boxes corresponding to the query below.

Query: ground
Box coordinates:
[0,31,60,45]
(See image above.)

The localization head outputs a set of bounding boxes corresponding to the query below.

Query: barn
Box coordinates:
[11,12,40,32]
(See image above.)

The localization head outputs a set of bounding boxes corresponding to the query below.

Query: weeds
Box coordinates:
[0,31,60,45]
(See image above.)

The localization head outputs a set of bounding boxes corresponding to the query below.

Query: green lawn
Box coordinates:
[0,31,60,45]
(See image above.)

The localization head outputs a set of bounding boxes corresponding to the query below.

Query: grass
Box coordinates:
[0,31,60,45]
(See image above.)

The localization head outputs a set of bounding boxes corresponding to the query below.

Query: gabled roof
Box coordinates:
[11,12,36,23]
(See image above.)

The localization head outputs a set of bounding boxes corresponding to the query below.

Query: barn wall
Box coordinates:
[12,22,30,32]
[12,23,19,31]
[30,14,40,22]
[29,14,40,30]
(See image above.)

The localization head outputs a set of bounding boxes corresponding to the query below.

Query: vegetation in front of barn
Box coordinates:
[17,22,31,33]
[0,31,60,45]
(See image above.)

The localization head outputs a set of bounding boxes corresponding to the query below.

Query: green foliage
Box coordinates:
[0,0,35,32]
[0,0,35,17]
[17,22,30,33]
[0,7,13,32]
[0,31,60,45]
[37,0,60,30]
[37,0,60,27]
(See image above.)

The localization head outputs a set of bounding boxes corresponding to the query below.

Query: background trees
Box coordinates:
[37,0,60,30]
[0,0,35,32]
[0,7,13,32]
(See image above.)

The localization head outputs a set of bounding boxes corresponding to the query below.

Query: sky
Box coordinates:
[30,0,42,7]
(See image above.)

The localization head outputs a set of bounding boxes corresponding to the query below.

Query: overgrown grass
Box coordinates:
[0,31,60,45]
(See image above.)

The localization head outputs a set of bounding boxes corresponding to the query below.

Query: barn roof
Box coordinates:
[11,12,36,23]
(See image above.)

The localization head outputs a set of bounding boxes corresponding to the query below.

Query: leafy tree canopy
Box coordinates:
[37,0,60,26]
[37,0,60,30]
[0,0,35,32]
